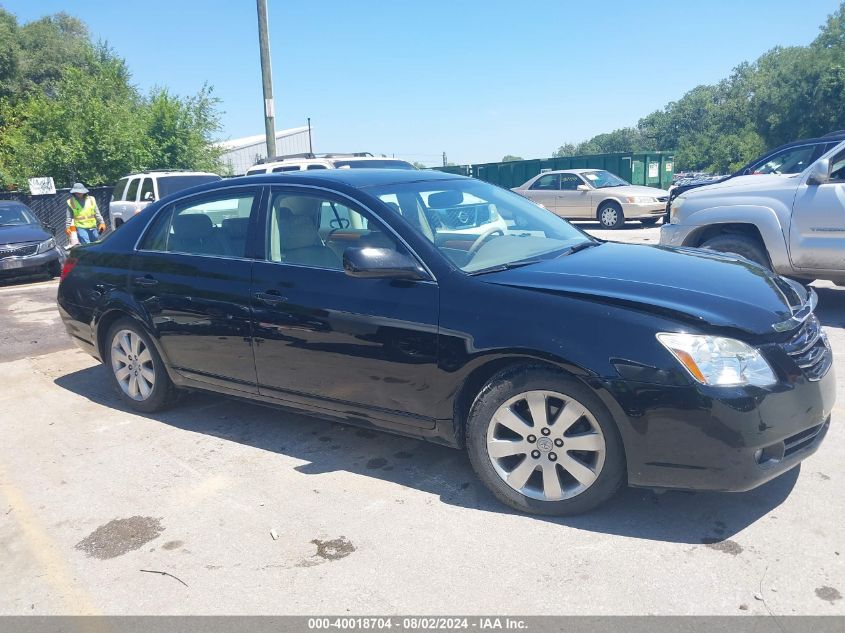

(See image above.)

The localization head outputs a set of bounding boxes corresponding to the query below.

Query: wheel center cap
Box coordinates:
[536,437,553,452]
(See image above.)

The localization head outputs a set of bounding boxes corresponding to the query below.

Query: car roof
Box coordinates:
[534,168,603,177]
[166,168,464,200]
[122,171,220,178]
[0,200,31,209]
[244,168,458,188]
[255,156,413,169]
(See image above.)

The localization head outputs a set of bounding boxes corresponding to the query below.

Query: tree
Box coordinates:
[0,8,225,189]
[501,154,523,162]
[551,1,845,173]
[411,161,428,169]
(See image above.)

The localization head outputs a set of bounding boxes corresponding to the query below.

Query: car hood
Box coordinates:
[682,173,800,196]
[593,185,669,197]
[0,223,51,245]
[481,242,806,335]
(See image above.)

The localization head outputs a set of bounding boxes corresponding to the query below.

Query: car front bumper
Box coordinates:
[659,222,698,246]
[600,359,835,492]
[620,202,667,219]
[0,247,64,276]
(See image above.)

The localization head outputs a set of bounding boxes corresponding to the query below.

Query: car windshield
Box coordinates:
[0,204,37,225]
[157,175,221,198]
[368,179,594,273]
[333,160,415,170]
[581,170,629,188]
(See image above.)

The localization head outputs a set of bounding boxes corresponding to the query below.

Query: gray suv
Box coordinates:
[661,141,845,284]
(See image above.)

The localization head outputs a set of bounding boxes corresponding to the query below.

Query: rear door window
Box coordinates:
[125,178,140,202]
[139,178,155,202]
[531,174,560,190]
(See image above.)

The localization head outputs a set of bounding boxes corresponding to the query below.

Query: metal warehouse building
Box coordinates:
[218,126,313,175]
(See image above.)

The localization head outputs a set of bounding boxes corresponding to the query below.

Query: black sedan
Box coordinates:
[57,169,834,515]
[0,201,64,279]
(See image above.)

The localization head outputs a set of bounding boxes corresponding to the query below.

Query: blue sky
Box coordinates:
[3,0,843,165]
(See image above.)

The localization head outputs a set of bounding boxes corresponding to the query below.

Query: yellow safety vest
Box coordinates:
[67,196,98,229]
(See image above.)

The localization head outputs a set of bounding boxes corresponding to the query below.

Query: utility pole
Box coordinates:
[442,151,447,167]
[256,0,276,159]
[307,117,313,154]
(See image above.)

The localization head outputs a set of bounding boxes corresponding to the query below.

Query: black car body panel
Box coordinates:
[57,170,834,492]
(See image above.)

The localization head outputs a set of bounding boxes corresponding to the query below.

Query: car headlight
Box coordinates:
[656,332,777,387]
[626,196,656,204]
[38,238,56,253]
[669,195,686,222]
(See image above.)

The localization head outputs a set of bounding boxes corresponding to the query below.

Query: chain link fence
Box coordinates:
[0,186,113,247]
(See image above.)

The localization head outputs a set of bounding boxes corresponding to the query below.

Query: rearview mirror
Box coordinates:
[343,247,429,281]
[576,184,590,192]
[807,158,831,186]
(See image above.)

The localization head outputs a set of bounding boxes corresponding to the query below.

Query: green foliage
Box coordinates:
[555,2,845,172]
[0,8,223,189]
[501,154,523,162]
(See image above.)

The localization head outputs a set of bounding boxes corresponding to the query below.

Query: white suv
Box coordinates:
[109,170,221,229]
[246,153,415,175]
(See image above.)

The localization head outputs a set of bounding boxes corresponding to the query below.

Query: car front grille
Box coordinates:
[780,314,831,381]
[0,243,38,259]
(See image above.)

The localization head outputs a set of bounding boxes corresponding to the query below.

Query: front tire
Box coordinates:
[597,201,625,229]
[639,217,660,227]
[466,366,625,516]
[700,234,770,269]
[105,319,177,412]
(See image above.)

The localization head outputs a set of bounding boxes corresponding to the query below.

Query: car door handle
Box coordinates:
[134,275,158,287]
[254,291,287,306]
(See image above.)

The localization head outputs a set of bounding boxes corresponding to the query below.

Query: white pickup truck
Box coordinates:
[660,141,845,284]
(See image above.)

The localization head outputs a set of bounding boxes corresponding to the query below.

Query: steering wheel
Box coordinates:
[467,227,505,255]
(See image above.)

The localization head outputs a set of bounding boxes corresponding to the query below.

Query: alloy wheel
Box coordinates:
[485,390,606,501]
[600,207,618,227]
[110,329,155,401]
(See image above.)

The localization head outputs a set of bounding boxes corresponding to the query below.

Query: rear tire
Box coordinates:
[105,318,177,413]
[700,234,770,269]
[466,365,625,516]
[597,201,625,229]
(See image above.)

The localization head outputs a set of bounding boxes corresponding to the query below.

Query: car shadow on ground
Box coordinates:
[0,272,55,288]
[814,285,845,327]
[55,364,798,545]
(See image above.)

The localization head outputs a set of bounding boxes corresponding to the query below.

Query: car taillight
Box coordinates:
[60,258,77,281]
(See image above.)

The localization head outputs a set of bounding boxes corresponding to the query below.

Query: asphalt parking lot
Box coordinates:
[1,227,843,615]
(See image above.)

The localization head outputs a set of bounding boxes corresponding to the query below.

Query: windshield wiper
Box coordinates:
[563,241,602,255]
[468,259,545,276]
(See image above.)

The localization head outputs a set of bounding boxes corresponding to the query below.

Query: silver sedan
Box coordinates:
[512,169,669,229]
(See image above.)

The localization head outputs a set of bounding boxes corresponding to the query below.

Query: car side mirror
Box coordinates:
[807,158,831,186]
[343,247,429,281]
[144,191,156,201]
[576,184,590,192]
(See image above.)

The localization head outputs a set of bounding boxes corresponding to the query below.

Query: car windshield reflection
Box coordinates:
[369,179,593,273]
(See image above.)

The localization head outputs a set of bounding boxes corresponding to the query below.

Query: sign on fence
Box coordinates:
[28,177,56,195]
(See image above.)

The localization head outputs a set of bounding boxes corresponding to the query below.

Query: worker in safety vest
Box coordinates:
[66,182,106,244]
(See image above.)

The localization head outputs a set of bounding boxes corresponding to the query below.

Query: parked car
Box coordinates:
[511,169,669,229]
[661,140,845,283]
[109,171,221,230]
[58,169,833,515]
[665,130,845,221]
[0,201,64,279]
[246,152,416,175]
